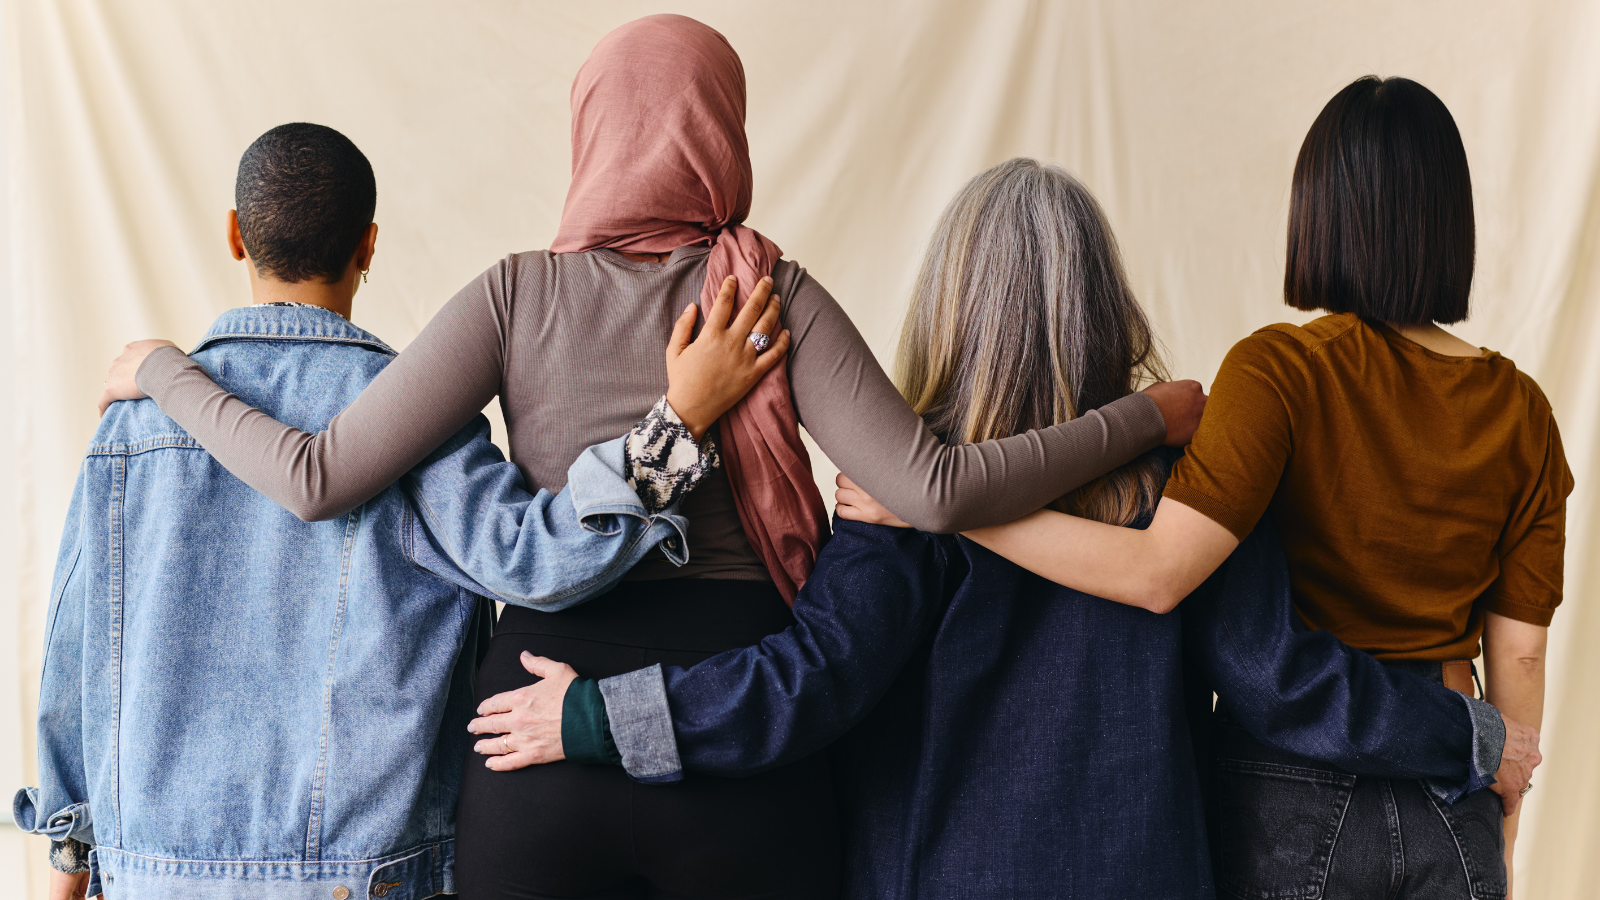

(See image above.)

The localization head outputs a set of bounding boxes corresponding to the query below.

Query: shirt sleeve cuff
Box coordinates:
[624,396,721,514]
[560,678,622,766]
[1485,596,1556,627]
[1109,390,1169,453]
[49,837,92,874]
[1423,694,1506,804]
[1161,480,1256,541]
[597,664,685,784]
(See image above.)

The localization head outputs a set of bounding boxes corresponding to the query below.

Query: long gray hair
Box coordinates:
[896,158,1168,526]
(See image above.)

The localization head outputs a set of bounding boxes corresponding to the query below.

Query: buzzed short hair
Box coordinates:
[1284,77,1475,325]
[235,123,376,284]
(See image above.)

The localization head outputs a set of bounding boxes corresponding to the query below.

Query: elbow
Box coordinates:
[899,503,961,535]
[1131,572,1186,615]
[1142,591,1184,616]
[288,499,347,523]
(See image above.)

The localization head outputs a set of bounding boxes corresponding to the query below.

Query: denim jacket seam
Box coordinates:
[105,456,126,847]
[193,332,397,358]
[85,435,205,457]
[42,545,82,660]
[304,508,362,859]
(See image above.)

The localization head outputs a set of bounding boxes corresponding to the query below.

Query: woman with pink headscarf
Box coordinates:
[104,14,1203,898]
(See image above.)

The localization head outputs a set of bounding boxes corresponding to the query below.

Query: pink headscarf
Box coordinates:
[551,14,828,603]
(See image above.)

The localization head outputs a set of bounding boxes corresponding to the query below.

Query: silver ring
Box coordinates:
[502,736,511,754]
[748,332,772,353]
[1520,781,1533,797]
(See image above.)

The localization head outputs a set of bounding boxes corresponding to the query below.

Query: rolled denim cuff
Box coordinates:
[561,678,622,766]
[13,788,95,845]
[1463,695,1506,793]
[597,664,684,784]
[1423,695,1506,804]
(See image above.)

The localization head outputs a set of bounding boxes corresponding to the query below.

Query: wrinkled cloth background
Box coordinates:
[1,1,1595,894]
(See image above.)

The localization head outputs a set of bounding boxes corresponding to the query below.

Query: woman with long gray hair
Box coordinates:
[516,158,1210,897]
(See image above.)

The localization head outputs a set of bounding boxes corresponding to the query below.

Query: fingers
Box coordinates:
[485,748,557,771]
[666,303,698,361]
[467,712,514,736]
[749,330,791,377]
[748,292,782,343]
[837,473,861,492]
[521,653,575,680]
[705,275,738,332]
[730,277,775,336]
[836,502,870,522]
[475,691,519,716]
[474,732,515,755]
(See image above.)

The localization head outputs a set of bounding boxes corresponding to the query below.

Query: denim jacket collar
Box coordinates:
[194,305,395,356]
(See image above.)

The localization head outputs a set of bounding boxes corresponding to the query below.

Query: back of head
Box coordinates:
[1285,76,1474,324]
[236,123,376,283]
[896,158,1168,526]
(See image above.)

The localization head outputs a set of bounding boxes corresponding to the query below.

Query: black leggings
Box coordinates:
[454,580,842,900]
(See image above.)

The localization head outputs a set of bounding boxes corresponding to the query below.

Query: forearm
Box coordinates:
[782,271,1166,534]
[404,423,690,610]
[1483,614,1546,731]
[136,279,505,520]
[964,498,1237,612]
[591,521,949,780]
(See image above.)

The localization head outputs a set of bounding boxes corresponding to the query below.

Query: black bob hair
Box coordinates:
[235,123,376,284]
[1284,76,1474,325]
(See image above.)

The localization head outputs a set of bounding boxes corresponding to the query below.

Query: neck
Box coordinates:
[1384,321,1484,358]
[248,266,356,320]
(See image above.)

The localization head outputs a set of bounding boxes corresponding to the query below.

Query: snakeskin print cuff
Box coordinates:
[49,836,91,874]
[625,396,721,514]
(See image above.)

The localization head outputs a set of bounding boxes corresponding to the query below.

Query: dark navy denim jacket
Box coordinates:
[592,517,1502,801]
[12,306,688,900]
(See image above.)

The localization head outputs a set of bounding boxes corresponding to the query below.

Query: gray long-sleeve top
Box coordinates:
[136,246,1168,582]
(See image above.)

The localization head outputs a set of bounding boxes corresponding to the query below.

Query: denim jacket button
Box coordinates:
[332,887,350,900]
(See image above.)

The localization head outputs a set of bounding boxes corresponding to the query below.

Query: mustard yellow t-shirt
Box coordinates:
[1165,314,1572,661]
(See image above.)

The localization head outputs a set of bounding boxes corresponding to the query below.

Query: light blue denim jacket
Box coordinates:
[11,306,687,900]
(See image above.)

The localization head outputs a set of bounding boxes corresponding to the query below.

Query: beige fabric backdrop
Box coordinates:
[3,0,1596,894]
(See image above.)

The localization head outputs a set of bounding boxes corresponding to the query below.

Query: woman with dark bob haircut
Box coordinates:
[846,76,1569,898]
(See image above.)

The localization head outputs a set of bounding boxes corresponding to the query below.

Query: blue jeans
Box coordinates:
[1210,663,1506,900]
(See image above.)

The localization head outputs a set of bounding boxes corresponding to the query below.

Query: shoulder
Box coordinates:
[90,399,196,455]
[1242,313,1362,357]
[1218,314,1363,391]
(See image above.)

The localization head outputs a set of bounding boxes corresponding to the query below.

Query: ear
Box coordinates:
[355,222,378,272]
[226,210,247,261]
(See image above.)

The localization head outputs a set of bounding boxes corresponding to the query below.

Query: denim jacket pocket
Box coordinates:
[1214,758,1355,900]
[1427,788,1506,900]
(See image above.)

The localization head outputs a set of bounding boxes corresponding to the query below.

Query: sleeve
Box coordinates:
[1162,332,1301,539]
[13,471,100,855]
[400,416,690,612]
[135,261,514,521]
[1485,415,1573,626]
[623,395,721,513]
[561,679,623,765]
[1183,514,1494,801]
[779,267,1168,533]
[594,520,956,781]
